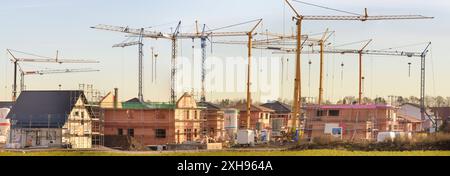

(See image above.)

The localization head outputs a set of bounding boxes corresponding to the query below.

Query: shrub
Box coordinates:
[289,133,450,151]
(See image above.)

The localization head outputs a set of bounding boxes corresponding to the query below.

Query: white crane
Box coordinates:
[6,49,99,101]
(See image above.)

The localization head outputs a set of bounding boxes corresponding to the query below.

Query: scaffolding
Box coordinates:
[60,90,105,149]
[77,83,105,148]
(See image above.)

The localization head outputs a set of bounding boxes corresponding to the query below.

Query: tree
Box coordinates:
[409,96,420,104]
[342,96,356,104]
[362,97,373,104]
[374,97,386,104]
[397,96,405,105]
[435,96,445,107]
[425,96,435,107]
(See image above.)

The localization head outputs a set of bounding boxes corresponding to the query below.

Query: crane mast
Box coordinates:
[200,24,207,102]
[171,22,181,103]
[420,42,431,121]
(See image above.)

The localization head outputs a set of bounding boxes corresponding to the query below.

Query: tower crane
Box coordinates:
[112,28,145,102]
[6,49,99,101]
[17,65,99,92]
[244,19,263,129]
[92,19,259,104]
[283,0,433,139]
[270,43,432,124]
[198,22,207,102]
[315,29,334,105]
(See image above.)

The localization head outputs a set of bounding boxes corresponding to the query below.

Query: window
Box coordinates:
[266,114,269,119]
[46,131,56,140]
[329,110,340,116]
[118,128,123,136]
[260,113,263,119]
[74,111,79,116]
[186,129,192,141]
[177,130,180,144]
[194,129,197,137]
[186,110,190,119]
[127,128,134,137]
[317,110,327,116]
[81,112,85,119]
[155,129,166,138]
[194,111,198,119]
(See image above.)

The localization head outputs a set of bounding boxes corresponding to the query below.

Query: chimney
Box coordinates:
[114,88,118,109]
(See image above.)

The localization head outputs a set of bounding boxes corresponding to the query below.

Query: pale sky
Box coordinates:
[0,0,449,103]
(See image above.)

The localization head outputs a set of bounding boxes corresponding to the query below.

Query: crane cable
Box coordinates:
[334,39,372,48]
[8,49,56,60]
[330,37,336,103]
[307,45,312,98]
[430,44,436,96]
[121,48,125,98]
[4,51,8,99]
[206,19,262,32]
[377,42,430,51]
[292,0,361,16]
[145,20,180,30]
[370,55,374,99]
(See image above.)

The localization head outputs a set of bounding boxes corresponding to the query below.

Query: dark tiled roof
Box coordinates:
[197,102,222,110]
[0,101,14,108]
[7,90,86,128]
[431,107,450,119]
[261,101,291,113]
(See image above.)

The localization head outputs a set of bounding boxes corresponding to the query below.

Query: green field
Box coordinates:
[1,149,450,156]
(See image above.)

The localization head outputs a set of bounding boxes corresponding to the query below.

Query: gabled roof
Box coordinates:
[98,91,112,104]
[197,101,222,110]
[7,90,86,128]
[261,101,291,113]
[233,103,275,112]
[0,101,14,108]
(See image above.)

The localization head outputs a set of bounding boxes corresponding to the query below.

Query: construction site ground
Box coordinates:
[1,145,449,156]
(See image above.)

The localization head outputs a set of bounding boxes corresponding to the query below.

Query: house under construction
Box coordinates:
[100,90,205,148]
[303,104,400,141]
[6,90,103,148]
